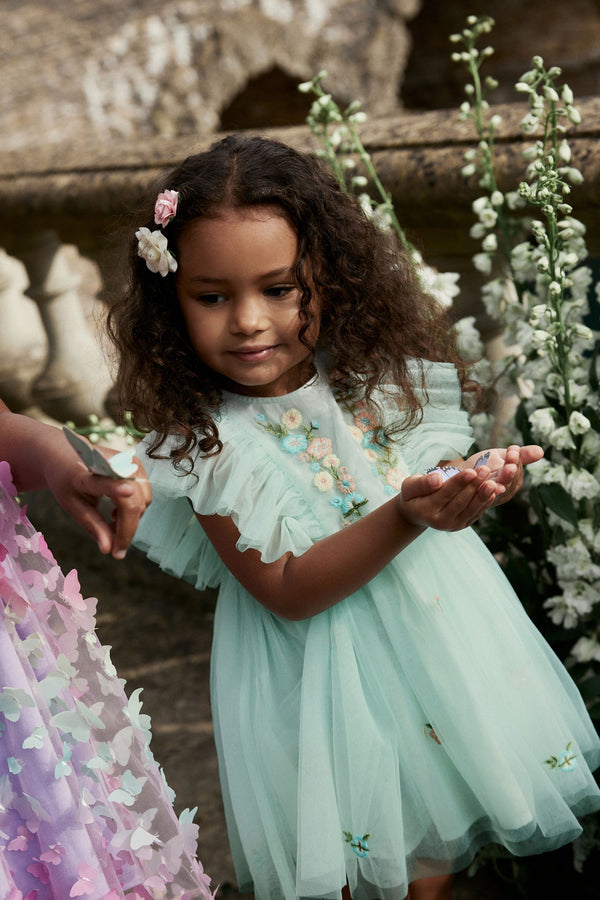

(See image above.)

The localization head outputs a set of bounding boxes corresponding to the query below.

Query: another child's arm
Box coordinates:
[197,459,506,620]
[0,400,151,558]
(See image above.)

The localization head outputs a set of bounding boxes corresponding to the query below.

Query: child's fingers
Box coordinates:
[520,444,544,465]
[400,470,444,502]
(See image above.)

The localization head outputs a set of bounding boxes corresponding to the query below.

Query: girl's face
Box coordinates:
[175,207,320,397]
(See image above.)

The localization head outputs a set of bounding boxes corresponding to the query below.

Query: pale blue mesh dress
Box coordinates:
[133,360,600,900]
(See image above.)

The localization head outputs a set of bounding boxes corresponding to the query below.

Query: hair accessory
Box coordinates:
[154,189,179,227]
[136,227,178,276]
[136,189,179,276]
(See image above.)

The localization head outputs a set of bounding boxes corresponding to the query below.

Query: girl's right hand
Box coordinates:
[397,464,500,532]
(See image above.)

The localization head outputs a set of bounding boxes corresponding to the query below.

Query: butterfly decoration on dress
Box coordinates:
[63,428,138,480]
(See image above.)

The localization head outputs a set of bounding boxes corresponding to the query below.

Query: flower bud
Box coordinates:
[569,411,591,435]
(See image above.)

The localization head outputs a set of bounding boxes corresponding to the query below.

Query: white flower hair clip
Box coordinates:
[136,189,179,276]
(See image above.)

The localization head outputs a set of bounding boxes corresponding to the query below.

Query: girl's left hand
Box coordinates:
[464,444,544,505]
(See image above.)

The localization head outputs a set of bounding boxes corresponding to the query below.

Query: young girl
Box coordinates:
[109,134,600,900]
[0,399,214,899]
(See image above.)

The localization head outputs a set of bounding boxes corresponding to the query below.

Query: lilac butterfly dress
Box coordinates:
[0,461,214,900]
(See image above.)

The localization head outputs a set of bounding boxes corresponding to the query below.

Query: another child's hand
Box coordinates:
[43,446,152,559]
[464,444,544,506]
[398,465,500,532]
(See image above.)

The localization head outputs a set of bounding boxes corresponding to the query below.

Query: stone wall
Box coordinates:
[2,0,420,155]
[5,1,600,160]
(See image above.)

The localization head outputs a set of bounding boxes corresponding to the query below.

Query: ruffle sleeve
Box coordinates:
[133,430,323,591]
[382,360,474,473]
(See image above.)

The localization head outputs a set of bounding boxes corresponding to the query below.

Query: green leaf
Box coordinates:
[515,399,534,444]
[589,345,599,393]
[536,483,579,528]
[581,404,600,432]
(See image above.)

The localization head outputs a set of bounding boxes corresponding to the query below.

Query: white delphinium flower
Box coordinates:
[510,242,537,282]
[566,468,600,501]
[481,278,507,318]
[529,407,556,440]
[454,315,485,361]
[569,410,592,435]
[547,537,600,582]
[549,425,576,450]
[581,429,600,464]
[571,634,600,664]
[545,581,598,628]
[527,458,567,487]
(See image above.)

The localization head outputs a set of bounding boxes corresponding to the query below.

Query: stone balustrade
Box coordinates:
[1,98,599,421]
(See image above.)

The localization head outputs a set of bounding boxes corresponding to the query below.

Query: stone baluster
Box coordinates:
[0,248,48,413]
[14,229,113,424]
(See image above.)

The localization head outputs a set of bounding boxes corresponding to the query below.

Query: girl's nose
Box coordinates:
[230,295,267,334]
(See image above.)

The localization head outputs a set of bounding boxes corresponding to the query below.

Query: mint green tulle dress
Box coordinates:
[133,360,600,900]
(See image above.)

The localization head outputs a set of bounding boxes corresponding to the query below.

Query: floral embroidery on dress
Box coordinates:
[343,830,371,857]
[545,741,578,772]
[343,400,406,495]
[256,409,369,524]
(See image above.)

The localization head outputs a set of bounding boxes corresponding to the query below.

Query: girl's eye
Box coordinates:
[197,293,227,305]
[264,285,295,299]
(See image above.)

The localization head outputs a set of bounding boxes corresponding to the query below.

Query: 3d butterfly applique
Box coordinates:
[0,687,36,722]
[69,861,99,896]
[54,742,73,779]
[107,769,147,807]
[50,699,105,743]
[22,725,48,751]
[63,428,138,480]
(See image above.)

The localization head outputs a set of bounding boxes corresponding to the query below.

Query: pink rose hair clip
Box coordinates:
[135,189,179,277]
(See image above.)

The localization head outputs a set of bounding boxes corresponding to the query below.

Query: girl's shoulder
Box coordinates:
[132,418,324,587]
[374,357,463,414]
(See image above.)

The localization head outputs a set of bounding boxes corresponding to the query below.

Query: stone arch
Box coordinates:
[219,65,313,131]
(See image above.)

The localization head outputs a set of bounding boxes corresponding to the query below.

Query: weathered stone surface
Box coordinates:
[1,98,598,266]
[2,0,420,155]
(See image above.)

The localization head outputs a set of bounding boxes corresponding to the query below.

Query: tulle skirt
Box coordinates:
[210,527,600,900]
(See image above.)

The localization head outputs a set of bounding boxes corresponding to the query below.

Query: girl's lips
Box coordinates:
[229,346,276,362]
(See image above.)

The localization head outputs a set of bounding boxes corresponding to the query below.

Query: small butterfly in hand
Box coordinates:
[63,428,138,480]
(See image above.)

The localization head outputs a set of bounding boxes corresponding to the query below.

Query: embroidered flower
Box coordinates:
[354,406,377,433]
[154,189,179,226]
[280,408,303,429]
[136,227,177,277]
[257,410,368,524]
[313,472,334,492]
[281,433,308,454]
[386,468,405,490]
[545,741,577,772]
[343,831,371,858]
[362,430,385,452]
[306,437,333,459]
[336,467,356,494]
[363,448,378,464]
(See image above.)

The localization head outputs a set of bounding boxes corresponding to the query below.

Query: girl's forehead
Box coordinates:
[180,207,297,249]
[176,207,301,277]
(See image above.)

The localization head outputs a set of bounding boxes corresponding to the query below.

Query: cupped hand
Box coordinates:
[465,444,544,506]
[398,464,501,532]
[43,443,152,559]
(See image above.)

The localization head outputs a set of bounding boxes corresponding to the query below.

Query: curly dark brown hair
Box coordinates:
[107,133,470,472]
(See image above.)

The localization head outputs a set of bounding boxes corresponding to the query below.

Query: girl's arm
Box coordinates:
[0,400,151,558]
[197,461,502,621]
